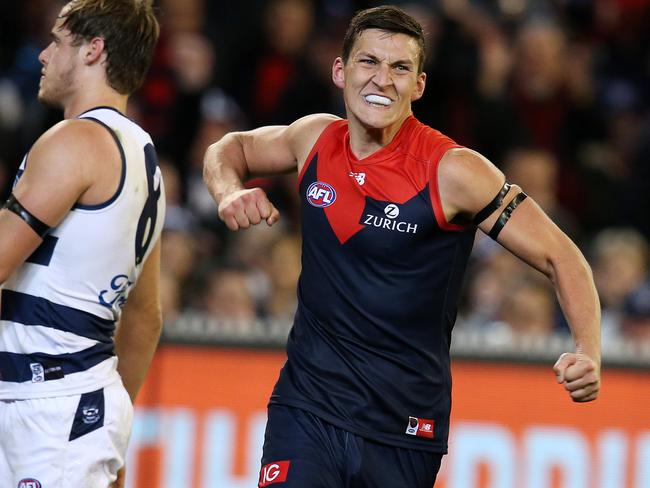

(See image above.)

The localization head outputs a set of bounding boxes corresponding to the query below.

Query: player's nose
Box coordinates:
[372,62,393,87]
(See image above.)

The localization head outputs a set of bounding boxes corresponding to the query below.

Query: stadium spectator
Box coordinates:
[185,88,248,226]
[620,280,650,344]
[201,266,258,322]
[591,227,650,339]
[502,148,580,239]
[263,232,302,321]
[499,277,559,338]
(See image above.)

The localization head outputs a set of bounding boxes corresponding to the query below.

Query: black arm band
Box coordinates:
[473,181,511,225]
[2,194,50,237]
[488,191,528,240]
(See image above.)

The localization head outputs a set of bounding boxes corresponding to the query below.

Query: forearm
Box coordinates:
[548,239,601,363]
[114,306,163,403]
[202,132,249,204]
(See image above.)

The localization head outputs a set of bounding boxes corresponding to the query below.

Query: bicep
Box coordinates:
[239,125,299,176]
[438,148,508,224]
[239,113,339,176]
[438,147,571,275]
[480,196,567,276]
[12,123,93,228]
[0,209,43,282]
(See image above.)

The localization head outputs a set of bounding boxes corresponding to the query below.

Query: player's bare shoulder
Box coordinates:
[33,118,119,173]
[25,118,122,208]
[287,113,341,172]
[438,147,506,221]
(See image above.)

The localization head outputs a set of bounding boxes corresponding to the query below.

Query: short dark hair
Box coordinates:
[61,0,160,95]
[342,5,425,73]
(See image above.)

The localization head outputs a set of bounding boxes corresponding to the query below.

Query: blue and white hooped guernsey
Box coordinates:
[0,107,166,399]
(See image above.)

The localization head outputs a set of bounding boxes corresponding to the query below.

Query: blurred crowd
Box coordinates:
[1,0,649,348]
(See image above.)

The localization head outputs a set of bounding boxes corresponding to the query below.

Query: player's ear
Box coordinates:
[411,71,426,102]
[332,57,345,89]
[84,37,106,65]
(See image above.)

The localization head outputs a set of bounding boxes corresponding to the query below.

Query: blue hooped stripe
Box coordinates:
[0,290,115,343]
[0,342,114,383]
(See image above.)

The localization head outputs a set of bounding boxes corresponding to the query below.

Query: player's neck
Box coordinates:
[347,114,409,160]
[63,88,128,119]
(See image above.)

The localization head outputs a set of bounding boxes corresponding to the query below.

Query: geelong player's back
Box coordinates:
[0,107,165,399]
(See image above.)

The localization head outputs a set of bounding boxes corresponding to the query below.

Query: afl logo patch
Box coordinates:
[18,480,42,488]
[306,181,337,208]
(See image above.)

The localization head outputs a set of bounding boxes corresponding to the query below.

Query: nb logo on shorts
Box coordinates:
[29,363,44,383]
[259,460,291,486]
[18,479,42,488]
[405,416,435,439]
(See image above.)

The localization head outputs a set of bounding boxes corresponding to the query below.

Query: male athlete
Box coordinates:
[203,6,601,487]
[0,1,164,487]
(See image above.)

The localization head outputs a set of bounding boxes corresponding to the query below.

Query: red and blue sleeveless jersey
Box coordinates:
[270,115,476,453]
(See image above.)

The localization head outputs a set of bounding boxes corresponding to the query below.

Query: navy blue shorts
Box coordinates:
[258,404,443,488]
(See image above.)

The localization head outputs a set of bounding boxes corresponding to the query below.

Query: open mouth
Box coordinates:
[364,94,392,107]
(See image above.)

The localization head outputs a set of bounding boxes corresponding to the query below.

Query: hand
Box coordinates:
[553,352,600,402]
[110,466,125,488]
[218,188,280,231]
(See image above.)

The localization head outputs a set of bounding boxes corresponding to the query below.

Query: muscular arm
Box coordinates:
[114,239,162,403]
[202,113,339,230]
[0,119,116,283]
[439,148,601,402]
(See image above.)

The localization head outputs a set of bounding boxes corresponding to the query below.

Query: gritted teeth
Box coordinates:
[364,94,392,106]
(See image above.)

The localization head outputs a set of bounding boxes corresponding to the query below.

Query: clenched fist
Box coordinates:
[553,352,600,402]
[218,188,280,231]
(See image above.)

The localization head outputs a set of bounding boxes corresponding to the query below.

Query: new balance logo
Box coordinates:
[29,363,44,383]
[349,171,366,186]
[405,416,434,439]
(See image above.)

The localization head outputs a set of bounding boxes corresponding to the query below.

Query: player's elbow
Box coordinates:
[125,299,163,338]
[202,141,220,183]
[202,132,246,181]
[139,307,163,348]
[545,233,593,286]
[150,304,164,336]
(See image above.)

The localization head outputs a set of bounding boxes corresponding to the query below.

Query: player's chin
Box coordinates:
[360,113,395,130]
[37,91,61,109]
